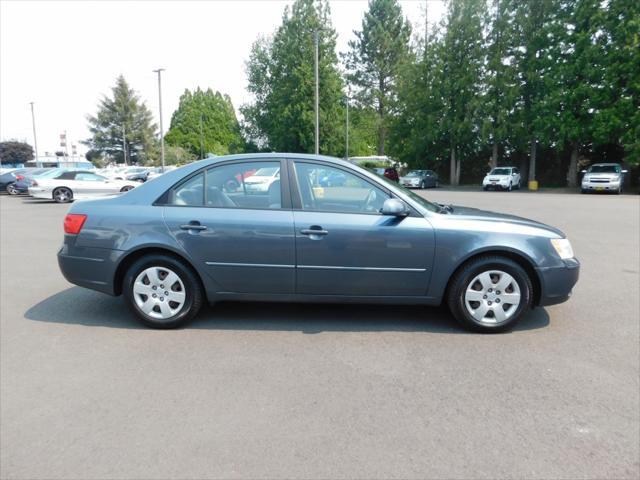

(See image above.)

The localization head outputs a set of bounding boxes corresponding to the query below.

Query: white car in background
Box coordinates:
[146,165,177,181]
[28,170,138,203]
[242,166,280,193]
[482,167,522,191]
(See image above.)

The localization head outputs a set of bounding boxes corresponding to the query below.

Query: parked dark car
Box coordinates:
[126,171,150,183]
[58,153,579,333]
[384,167,399,182]
[8,168,57,194]
[0,169,29,193]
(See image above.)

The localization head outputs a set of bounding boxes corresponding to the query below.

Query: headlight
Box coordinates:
[550,238,574,259]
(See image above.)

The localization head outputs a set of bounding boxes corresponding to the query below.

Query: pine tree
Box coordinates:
[344,0,412,155]
[164,88,244,158]
[84,75,157,165]
[241,0,345,156]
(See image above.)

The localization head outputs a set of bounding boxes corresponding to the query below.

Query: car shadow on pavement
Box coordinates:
[25,287,550,334]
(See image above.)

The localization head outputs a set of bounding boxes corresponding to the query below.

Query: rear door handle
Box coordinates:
[180,222,207,231]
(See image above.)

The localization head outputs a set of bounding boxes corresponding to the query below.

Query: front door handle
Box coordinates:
[300,227,329,236]
[180,221,207,231]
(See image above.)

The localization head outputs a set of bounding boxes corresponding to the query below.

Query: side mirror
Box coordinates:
[621,169,628,173]
[380,198,409,217]
[581,170,587,174]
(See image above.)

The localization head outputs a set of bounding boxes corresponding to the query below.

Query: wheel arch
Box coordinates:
[113,245,207,298]
[52,185,73,199]
[444,248,542,306]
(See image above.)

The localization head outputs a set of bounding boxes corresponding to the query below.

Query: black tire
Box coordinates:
[420,180,426,189]
[120,185,134,192]
[483,186,488,191]
[123,254,204,329]
[508,182,513,191]
[581,188,587,194]
[6,183,18,195]
[446,255,533,333]
[53,187,73,203]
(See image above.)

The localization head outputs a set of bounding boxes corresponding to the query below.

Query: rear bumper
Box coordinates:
[58,241,124,296]
[536,258,580,306]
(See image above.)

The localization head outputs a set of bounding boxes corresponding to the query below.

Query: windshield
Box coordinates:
[406,170,426,177]
[34,169,64,178]
[588,165,620,173]
[490,168,511,175]
[252,167,278,177]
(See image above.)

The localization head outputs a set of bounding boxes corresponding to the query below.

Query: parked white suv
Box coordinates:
[581,163,627,194]
[482,167,521,191]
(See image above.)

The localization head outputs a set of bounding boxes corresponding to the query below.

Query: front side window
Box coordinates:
[294,162,389,214]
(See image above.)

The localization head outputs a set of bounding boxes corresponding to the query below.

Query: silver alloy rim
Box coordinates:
[7,184,17,195]
[464,270,521,324]
[55,188,71,202]
[133,266,186,320]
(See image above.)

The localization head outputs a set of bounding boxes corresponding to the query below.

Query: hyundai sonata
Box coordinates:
[58,154,579,332]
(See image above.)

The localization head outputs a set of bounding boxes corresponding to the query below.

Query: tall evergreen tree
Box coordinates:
[242,0,345,156]
[84,75,157,165]
[344,0,412,155]
[165,88,244,158]
[441,0,485,185]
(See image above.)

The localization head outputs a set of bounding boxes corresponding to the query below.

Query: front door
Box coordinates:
[163,159,295,294]
[291,161,435,296]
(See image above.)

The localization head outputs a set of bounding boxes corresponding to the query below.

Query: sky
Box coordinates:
[0,0,445,156]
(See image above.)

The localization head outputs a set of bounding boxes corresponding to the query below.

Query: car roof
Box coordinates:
[590,163,620,166]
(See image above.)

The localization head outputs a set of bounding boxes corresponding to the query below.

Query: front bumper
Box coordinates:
[582,180,620,192]
[483,182,510,190]
[536,257,580,306]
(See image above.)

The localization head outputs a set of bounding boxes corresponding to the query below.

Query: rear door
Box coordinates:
[162,159,296,294]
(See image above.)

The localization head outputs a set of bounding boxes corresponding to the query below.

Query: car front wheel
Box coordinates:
[123,254,203,329]
[447,256,533,333]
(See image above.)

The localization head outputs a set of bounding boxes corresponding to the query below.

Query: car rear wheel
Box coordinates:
[447,256,533,333]
[123,254,203,329]
[53,187,73,203]
[120,185,134,192]
[6,183,18,195]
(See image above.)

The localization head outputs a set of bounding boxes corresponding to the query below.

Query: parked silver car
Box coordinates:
[400,169,439,189]
[581,163,627,194]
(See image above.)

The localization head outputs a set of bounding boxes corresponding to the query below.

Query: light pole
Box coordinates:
[314,31,319,155]
[29,102,39,167]
[122,123,128,165]
[153,68,166,172]
[345,85,350,160]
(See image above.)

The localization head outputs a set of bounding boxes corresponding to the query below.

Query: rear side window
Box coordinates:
[205,161,282,209]
[170,172,204,206]
[166,161,283,209]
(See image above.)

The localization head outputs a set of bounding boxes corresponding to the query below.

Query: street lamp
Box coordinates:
[153,68,166,172]
[29,102,39,167]
[314,31,319,155]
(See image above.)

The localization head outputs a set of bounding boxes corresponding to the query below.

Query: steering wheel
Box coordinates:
[361,189,377,212]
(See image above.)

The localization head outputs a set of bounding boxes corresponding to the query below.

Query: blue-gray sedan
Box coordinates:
[58,154,579,332]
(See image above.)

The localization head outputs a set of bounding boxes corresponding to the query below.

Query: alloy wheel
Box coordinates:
[54,188,72,203]
[464,270,521,325]
[133,266,186,320]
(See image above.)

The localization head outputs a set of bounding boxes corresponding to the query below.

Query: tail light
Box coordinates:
[64,214,87,234]
[15,175,24,181]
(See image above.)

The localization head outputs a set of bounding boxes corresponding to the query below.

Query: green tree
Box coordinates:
[84,75,158,165]
[163,145,197,165]
[242,0,345,156]
[594,0,640,165]
[441,0,485,185]
[344,0,412,155]
[0,141,34,165]
[165,88,244,158]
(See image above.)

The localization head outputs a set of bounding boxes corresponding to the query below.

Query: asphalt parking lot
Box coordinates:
[1,191,639,479]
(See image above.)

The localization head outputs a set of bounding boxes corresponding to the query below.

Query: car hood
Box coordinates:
[441,205,565,237]
[400,176,421,181]
[484,174,511,180]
